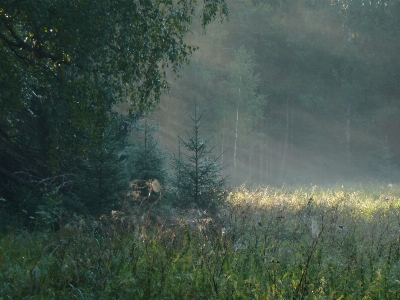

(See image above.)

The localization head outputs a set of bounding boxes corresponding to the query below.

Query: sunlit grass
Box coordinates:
[1,185,400,299]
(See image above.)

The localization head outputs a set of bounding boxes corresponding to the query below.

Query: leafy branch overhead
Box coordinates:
[0,0,227,111]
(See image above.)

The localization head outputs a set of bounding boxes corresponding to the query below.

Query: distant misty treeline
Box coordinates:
[154,0,400,186]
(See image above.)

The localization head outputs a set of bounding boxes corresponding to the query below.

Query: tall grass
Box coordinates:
[1,185,400,299]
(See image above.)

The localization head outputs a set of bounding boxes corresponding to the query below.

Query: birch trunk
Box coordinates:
[221,117,225,168]
[265,110,271,182]
[290,106,294,168]
[233,76,241,182]
[249,145,253,181]
[259,145,264,183]
[346,102,351,162]
[280,99,289,180]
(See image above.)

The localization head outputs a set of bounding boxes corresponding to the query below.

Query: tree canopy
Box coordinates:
[0,0,227,221]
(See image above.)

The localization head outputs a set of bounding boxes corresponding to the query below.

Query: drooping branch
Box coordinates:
[0,15,67,64]
[0,166,40,190]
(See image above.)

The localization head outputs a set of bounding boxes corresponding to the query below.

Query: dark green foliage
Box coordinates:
[129,118,169,202]
[0,0,227,223]
[73,114,137,217]
[130,119,168,185]
[172,106,227,211]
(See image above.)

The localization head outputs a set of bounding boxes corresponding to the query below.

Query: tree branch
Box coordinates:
[0,15,67,64]
[0,166,40,190]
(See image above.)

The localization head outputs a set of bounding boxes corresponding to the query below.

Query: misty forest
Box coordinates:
[1,0,400,299]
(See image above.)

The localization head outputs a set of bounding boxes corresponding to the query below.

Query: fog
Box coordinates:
[150,0,400,187]
[2,2,399,296]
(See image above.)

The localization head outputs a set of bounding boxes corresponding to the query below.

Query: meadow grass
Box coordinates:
[1,185,400,299]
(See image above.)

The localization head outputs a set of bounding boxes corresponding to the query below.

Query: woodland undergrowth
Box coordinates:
[1,185,400,299]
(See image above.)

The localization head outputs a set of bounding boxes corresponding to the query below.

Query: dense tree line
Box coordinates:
[2,0,399,227]
[0,0,227,227]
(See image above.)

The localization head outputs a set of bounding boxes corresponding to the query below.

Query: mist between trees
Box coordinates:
[152,0,400,187]
[2,2,400,298]
[1,0,400,228]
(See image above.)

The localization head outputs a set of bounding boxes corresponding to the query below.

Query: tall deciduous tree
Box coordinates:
[0,0,228,220]
[223,46,265,184]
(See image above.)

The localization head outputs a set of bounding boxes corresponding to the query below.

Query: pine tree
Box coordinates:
[172,105,227,212]
[129,118,168,201]
[74,114,135,216]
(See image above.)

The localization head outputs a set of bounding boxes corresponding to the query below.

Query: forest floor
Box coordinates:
[1,185,400,299]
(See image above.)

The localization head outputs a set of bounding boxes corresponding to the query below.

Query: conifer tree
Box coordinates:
[74,114,135,216]
[172,105,227,212]
[129,118,168,201]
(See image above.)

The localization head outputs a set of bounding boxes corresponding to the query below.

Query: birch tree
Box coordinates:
[223,46,265,184]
